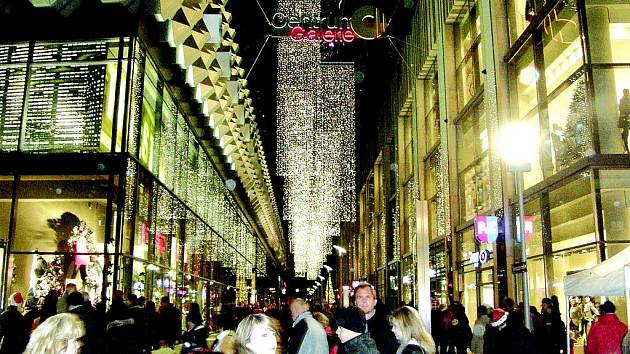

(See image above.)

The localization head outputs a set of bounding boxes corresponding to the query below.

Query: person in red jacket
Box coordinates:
[586,301,627,354]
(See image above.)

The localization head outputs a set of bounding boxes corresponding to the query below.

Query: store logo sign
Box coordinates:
[470,250,490,268]
[516,216,535,242]
[272,6,387,44]
[474,215,499,244]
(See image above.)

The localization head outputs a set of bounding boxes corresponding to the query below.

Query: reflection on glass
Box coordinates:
[542,1,583,94]
[515,47,538,119]
[549,173,595,251]
[547,74,592,172]
[523,198,544,256]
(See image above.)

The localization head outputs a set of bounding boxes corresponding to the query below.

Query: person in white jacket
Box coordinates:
[471,305,490,354]
[287,298,329,354]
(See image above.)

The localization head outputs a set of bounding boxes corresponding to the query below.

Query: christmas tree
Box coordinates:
[558,77,591,170]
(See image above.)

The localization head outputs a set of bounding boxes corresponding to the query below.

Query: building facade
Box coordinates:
[0,1,285,318]
[341,0,630,342]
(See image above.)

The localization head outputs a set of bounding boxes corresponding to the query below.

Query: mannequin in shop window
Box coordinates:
[581,296,599,336]
[569,297,583,340]
[618,89,630,153]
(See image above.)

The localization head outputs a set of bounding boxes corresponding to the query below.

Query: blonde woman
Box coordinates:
[23,313,85,354]
[391,306,436,354]
[236,314,280,354]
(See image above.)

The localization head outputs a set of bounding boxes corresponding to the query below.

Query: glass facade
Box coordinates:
[0,39,268,311]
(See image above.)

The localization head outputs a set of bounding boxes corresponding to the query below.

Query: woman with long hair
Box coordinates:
[391,306,436,354]
[23,313,85,354]
[236,314,280,354]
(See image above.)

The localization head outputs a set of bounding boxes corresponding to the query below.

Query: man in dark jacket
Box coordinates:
[354,283,398,354]
[158,296,182,346]
[540,297,566,354]
[484,308,536,354]
[334,306,379,354]
[68,291,102,354]
[0,292,29,354]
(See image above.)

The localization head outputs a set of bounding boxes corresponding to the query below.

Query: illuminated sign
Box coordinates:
[474,215,499,244]
[271,6,387,44]
[289,27,355,44]
[470,250,490,268]
[516,216,535,242]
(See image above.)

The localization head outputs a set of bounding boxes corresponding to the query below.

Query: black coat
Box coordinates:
[181,325,209,352]
[0,306,29,354]
[402,343,428,354]
[341,333,380,354]
[367,304,398,354]
[484,323,538,354]
[286,317,308,354]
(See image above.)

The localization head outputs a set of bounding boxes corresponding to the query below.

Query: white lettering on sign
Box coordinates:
[470,250,491,268]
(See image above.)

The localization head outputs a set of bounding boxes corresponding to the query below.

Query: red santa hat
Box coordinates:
[9,292,24,307]
[490,308,509,328]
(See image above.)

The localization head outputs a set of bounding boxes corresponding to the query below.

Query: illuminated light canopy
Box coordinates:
[276,1,356,280]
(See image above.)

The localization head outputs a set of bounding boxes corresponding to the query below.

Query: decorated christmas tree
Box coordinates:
[558,77,591,170]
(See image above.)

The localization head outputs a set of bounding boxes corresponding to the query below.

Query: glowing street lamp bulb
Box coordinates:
[519,66,539,87]
[498,122,538,168]
[333,245,347,255]
[323,265,333,272]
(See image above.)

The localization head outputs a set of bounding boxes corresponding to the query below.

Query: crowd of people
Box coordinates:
[0,282,629,354]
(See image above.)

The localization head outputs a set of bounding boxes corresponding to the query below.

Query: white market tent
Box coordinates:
[562,246,630,352]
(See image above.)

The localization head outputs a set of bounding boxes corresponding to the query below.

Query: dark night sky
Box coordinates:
[227,0,416,217]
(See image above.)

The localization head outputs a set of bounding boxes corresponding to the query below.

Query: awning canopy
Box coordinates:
[563,246,630,296]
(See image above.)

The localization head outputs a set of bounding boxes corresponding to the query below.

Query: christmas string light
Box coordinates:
[276,0,356,278]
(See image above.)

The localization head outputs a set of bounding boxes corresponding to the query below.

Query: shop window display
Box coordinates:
[429,242,448,306]
[9,175,115,302]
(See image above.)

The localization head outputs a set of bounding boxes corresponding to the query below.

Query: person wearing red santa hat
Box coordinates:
[483,308,537,354]
[0,292,30,354]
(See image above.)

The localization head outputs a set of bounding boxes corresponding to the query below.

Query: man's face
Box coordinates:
[290,304,301,320]
[541,302,550,313]
[354,287,376,315]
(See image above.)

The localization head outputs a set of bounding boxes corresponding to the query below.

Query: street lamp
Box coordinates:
[333,245,347,256]
[498,121,538,333]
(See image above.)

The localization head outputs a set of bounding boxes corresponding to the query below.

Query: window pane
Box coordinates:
[542,0,584,94]
[549,246,598,323]
[0,177,13,242]
[524,197,544,257]
[526,257,546,311]
[585,1,630,64]
[592,67,630,154]
[549,172,595,251]
[0,44,29,152]
[13,176,111,253]
[514,46,538,119]
[597,169,630,243]
[547,74,592,172]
